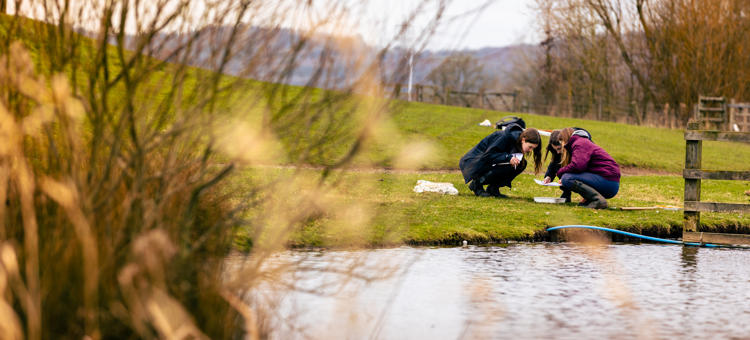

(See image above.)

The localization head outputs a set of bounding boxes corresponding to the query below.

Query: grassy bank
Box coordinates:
[237,168,750,248]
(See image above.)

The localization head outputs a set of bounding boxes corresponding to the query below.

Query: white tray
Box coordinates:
[534,197,566,204]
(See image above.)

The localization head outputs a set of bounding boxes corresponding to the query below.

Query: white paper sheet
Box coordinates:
[534,179,562,187]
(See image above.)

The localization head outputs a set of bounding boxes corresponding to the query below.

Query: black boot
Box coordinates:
[570,180,608,209]
[486,184,508,198]
[560,189,571,203]
[469,180,491,197]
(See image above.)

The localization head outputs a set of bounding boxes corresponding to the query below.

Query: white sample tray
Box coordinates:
[534,197,566,204]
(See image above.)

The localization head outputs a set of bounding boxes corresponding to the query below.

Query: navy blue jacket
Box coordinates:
[459,124,523,183]
[545,153,563,180]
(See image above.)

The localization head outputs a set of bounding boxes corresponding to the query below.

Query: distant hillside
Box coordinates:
[84,24,538,91]
[410,44,539,89]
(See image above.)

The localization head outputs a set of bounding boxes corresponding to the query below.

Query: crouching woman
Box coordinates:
[556,127,620,209]
[459,124,542,197]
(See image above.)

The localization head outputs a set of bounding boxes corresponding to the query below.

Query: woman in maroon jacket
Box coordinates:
[556,128,620,209]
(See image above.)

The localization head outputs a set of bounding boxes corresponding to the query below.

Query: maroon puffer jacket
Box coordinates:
[557,135,620,182]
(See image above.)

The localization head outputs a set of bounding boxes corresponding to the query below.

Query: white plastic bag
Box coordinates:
[413,180,459,195]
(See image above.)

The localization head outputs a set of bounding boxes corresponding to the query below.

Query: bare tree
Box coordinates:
[426,52,495,105]
[529,0,750,126]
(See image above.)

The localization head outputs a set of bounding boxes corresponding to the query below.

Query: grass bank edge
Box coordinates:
[234,170,750,249]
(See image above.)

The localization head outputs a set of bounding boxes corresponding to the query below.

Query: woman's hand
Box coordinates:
[543,176,551,184]
[510,157,520,168]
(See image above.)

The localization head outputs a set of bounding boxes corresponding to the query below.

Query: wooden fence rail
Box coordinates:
[684,97,750,246]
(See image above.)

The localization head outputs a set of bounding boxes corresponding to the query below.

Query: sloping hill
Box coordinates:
[362,101,750,174]
[6,13,748,174]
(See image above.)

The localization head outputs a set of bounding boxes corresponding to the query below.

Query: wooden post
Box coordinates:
[729,99,736,131]
[684,121,702,232]
[723,99,729,131]
[478,89,485,109]
[444,87,451,105]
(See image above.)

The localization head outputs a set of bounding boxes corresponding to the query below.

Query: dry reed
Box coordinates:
[0,0,456,338]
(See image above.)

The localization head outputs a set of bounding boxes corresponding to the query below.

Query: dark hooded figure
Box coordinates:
[459,123,542,197]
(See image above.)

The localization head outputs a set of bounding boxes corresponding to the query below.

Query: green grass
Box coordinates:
[371,102,750,173]
[272,100,750,248]
[238,168,750,247]
[214,68,750,248]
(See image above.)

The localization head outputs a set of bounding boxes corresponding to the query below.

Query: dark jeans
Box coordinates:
[478,159,527,188]
[560,172,619,199]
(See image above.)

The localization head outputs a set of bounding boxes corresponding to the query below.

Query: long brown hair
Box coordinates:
[544,129,562,162]
[518,128,543,174]
[558,127,575,166]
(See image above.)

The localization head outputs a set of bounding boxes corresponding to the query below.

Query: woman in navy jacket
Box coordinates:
[460,123,543,197]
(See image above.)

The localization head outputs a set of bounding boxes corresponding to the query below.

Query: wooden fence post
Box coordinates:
[729,98,736,131]
[684,121,702,232]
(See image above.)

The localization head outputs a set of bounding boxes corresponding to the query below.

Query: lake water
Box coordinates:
[239,243,750,339]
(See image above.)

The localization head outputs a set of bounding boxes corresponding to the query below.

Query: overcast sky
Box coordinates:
[360,0,540,50]
[10,0,539,51]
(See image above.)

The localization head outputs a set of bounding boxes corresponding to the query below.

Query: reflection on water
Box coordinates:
[236,244,750,339]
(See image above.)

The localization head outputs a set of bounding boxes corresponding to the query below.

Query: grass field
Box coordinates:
[238,164,750,248]
[241,98,750,247]
[359,101,750,173]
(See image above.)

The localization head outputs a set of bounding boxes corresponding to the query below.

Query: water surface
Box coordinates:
[240,243,750,339]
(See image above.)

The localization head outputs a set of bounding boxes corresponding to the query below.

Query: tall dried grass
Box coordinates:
[0,0,453,338]
[0,40,240,338]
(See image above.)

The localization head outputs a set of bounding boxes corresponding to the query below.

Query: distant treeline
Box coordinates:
[516,0,750,127]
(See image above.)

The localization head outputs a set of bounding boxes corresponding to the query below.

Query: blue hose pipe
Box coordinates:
[546,225,720,248]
